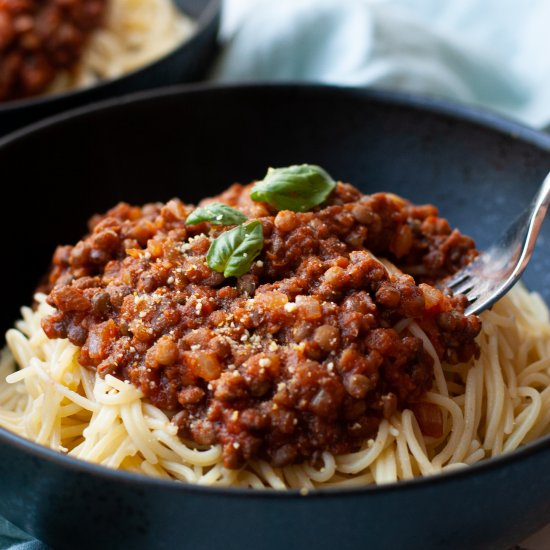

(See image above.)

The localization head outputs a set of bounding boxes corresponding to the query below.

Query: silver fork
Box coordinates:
[444,171,550,316]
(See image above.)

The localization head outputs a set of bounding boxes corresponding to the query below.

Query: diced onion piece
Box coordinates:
[419,283,444,310]
[254,291,289,309]
[411,402,443,438]
[295,296,322,320]
[184,351,222,381]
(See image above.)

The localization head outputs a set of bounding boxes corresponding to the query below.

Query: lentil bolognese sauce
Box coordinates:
[0,0,194,102]
[40,166,480,468]
[2,165,550,488]
[0,0,107,101]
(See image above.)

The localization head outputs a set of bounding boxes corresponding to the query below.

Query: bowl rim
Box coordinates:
[2,82,550,498]
[0,0,221,114]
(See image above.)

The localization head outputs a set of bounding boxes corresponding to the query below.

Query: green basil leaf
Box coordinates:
[186,203,247,226]
[207,221,264,278]
[250,164,336,212]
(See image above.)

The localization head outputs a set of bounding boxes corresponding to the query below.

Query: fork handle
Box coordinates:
[523,171,550,263]
[532,170,550,214]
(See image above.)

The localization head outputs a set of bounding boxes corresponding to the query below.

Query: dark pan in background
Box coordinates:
[0,0,220,136]
[0,84,550,550]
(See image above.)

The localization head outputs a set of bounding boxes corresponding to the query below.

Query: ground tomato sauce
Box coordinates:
[41,181,481,468]
[0,0,106,101]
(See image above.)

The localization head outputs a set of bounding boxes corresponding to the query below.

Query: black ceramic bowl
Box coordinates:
[1,84,550,550]
[0,0,220,136]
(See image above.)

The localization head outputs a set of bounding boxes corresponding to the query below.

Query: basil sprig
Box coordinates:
[250,164,336,212]
[206,221,264,278]
[186,203,247,226]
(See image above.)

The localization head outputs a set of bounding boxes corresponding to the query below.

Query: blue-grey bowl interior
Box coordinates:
[0,84,549,550]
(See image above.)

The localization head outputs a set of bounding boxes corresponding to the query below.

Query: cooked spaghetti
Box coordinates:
[1,285,549,488]
[0,0,194,102]
[1,167,549,488]
[50,0,195,93]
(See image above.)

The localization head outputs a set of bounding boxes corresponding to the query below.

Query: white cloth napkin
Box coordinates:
[213,0,550,130]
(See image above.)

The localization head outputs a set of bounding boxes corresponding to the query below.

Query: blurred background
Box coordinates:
[214,0,549,130]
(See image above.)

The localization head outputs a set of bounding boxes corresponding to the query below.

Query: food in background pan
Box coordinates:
[0,0,195,102]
